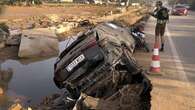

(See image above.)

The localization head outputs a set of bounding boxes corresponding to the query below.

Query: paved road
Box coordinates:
[165,11,195,84]
[140,11,195,110]
[144,11,195,84]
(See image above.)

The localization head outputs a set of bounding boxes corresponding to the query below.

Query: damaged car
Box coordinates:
[53,22,152,110]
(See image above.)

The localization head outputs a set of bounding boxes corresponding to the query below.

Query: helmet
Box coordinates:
[156,1,163,6]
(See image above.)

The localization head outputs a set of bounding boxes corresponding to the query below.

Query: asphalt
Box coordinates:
[141,11,195,84]
[165,11,195,84]
[134,11,195,109]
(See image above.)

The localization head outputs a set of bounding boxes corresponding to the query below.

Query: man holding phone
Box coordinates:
[150,1,169,51]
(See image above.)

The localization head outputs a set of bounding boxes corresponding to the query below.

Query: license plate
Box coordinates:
[66,54,85,72]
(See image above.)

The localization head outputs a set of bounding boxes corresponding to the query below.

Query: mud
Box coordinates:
[29,74,152,110]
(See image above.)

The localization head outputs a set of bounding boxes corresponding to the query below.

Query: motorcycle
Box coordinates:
[130,25,150,52]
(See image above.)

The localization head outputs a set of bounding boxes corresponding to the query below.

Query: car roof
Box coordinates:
[174,5,186,8]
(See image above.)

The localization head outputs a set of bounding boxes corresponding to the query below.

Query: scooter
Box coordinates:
[130,26,150,52]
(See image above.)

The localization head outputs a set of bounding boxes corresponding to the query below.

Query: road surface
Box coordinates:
[135,11,195,110]
[165,11,195,84]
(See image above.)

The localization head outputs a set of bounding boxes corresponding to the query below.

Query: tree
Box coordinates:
[0,0,42,5]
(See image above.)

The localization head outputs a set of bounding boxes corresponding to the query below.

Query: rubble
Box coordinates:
[0,87,3,95]
[55,22,79,34]
[73,93,99,110]
[72,83,151,110]
[8,103,33,110]
[5,36,21,46]
[0,69,13,88]
[25,23,36,29]
[117,7,127,13]
[9,29,22,37]
[46,14,61,23]
[9,103,23,110]
[0,23,10,33]
[0,41,5,49]
[0,28,8,49]
[0,29,8,40]
[18,34,59,58]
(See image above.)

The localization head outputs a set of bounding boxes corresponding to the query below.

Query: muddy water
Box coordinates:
[0,37,76,109]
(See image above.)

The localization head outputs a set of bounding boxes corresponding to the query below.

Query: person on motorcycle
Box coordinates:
[150,1,169,51]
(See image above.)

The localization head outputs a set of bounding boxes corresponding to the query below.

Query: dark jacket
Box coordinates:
[151,7,169,23]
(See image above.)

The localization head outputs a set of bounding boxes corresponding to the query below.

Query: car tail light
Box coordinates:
[82,38,97,51]
[184,9,187,13]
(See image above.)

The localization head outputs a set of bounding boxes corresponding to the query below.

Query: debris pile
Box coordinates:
[55,22,79,34]
[8,103,33,110]
[0,23,9,49]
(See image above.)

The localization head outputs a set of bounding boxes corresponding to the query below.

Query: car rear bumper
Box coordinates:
[54,44,105,88]
[172,11,187,15]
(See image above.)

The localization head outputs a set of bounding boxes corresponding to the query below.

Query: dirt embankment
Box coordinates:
[0,5,117,61]
[113,7,149,27]
[0,5,149,61]
[0,5,116,20]
[0,5,118,34]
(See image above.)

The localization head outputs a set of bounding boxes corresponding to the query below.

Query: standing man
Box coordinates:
[150,1,169,51]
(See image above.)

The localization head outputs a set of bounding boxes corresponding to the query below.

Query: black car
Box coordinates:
[54,22,136,88]
[53,22,151,110]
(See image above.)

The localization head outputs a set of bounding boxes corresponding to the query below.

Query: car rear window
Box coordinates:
[175,6,185,8]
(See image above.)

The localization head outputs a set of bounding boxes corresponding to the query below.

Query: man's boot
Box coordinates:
[160,43,164,51]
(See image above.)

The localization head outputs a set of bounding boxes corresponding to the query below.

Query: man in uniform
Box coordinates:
[150,1,169,51]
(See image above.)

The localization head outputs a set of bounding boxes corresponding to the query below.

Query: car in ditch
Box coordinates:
[53,22,151,110]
